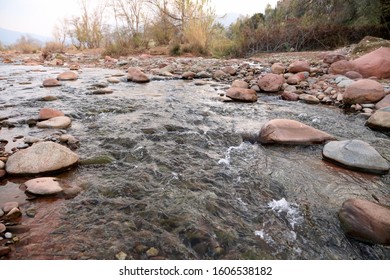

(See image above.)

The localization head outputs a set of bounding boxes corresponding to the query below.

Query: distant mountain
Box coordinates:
[217,13,242,27]
[0,27,52,45]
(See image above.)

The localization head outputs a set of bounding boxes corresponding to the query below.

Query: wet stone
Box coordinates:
[36,116,72,129]
[107,77,120,84]
[5,208,22,220]
[91,88,114,95]
[0,247,10,257]
[23,177,63,195]
[365,106,390,131]
[322,140,389,175]
[57,71,78,81]
[2,202,19,213]
[0,209,4,217]
[42,78,61,87]
[0,223,5,233]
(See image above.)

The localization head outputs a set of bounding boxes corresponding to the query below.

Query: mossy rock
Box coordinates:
[352,36,390,56]
[80,154,116,165]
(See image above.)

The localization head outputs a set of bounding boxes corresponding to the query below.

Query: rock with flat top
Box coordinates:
[322,140,389,174]
[37,116,71,129]
[226,88,257,102]
[57,71,78,81]
[258,119,335,144]
[23,177,63,195]
[365,106,390,131]
[6,142,79,175]
[38,108,65,120]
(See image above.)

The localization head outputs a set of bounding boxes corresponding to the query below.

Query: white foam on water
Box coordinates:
[218,142,247,166]
[268,198,303,229]
[254,229,274,244]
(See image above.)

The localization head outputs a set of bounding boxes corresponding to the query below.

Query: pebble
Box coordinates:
[2,202,19,213]
[146,247,159,258]
[4,232,13,239]
[26,208,37,218]
[0,160,4,169]
[0,247,10,257]
[0,223,5,233]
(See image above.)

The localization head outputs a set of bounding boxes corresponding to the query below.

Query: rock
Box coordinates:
[339,199,390,245]
[6,141,79,175]
[226,88,258,102]
[323,53,347,64]
[213,70,226,80]
[38,108,65,120]
[329,60,355,75]
[182,71,196,80]
[107,77,120,84]
[298,94,320,104]
[375,95,390,110]
[146,247,159,258]
[196,71,211,79]
[0,209,4,217]
[5,208,22,220]
[281,91,299,101]
[222,66,236,75]
[0,170,5,178]
[42,78,61,87]
[0,247,10,257]
[353,47,390,79]
[80,154,116,165]
[2,202,19,213]
[345,71,363,80]
[271,63,285,74]
[36,116,72,129]
[57,71,78,81]
[4,232,12,239]
[0,223,5,233]
[258,73,284,92]
[0,160,4,169]
[322,140,389,174]
[23,177,63,195]
[127,67,150,83]
[288,60,310,73]
[343,79,385,105]
[365,106,390,131]
[287,72,306,85]
[116,251,127,260]
[231,80,249,89]
[69,63,80,70]
[258,119,335,144]
[5,225,30,234]
[92,88,114,95]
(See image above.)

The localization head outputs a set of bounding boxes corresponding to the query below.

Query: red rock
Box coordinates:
[329,60,355,75]
[258,73,285,92]
[344,71,363,80]
[127,67,150,83]
[69,63,80,70]
[287,72,306,85]
[42,78,61,87]
[323,53,347,64]
[375,95,390,110]
[36,116,72,129]
[339,199,390,245]
[271,63,285,74]
[281,91,299,101]
[258,119,335,144]
[343,79,385,105]
[231,80,249,89]
[24,177,63,195]
[182,71,195,80]
[0,223,5,233]
[38,108,65,120]
[352,47,390,78]
[0,247,10,257]
[222,66,236,75]
[2,201,19,213]
[57,71,78,81]
[0,169,5,178]
[288,60,310,73]
[226,88,257,102]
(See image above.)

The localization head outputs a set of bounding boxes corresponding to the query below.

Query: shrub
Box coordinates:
[12,35,41,54]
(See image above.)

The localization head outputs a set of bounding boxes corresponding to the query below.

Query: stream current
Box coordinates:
[0,64,389,259]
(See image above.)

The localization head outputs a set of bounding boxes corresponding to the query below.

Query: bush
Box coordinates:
[12,35,41,54]
[169,43,181,56]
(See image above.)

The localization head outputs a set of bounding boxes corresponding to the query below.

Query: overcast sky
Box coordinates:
[0,0,278,37]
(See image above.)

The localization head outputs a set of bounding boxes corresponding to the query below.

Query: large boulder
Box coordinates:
[258,73,285,92]
[258,119,335,144]
[5,142,79,175]
[226,88,257,102]
[322,140,389,175]
[339,199,390,246]
[343,79,385,105]
[365,106,390,131]
[352,47,390,79]
[127,67,150,83]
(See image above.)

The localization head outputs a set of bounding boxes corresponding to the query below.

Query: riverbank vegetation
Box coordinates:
[2,0,390,58]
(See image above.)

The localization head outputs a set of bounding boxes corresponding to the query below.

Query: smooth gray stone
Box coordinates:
[323,140,389,174]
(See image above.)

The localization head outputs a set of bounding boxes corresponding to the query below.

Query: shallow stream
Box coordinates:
[1,64,389,259]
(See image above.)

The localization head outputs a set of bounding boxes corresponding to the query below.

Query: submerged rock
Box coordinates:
[5,142,79,175]
[258,119,335,144]
[339,199,390,246]
[366,106,390,131]
[322,140,389,174]
[23,177,63,195]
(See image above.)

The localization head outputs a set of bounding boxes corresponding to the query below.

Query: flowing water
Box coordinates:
[0,64,389,260]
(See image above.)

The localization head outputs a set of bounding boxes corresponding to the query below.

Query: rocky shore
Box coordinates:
[1,39,389,259]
